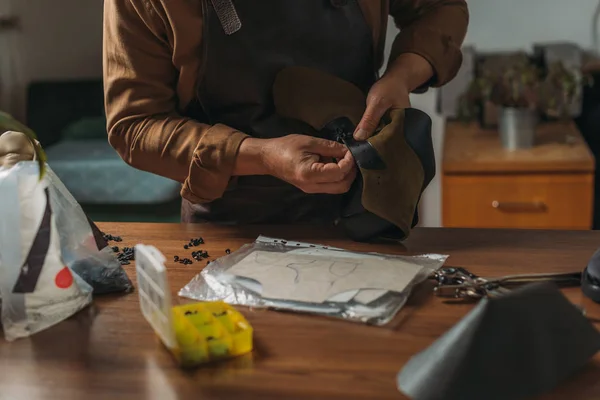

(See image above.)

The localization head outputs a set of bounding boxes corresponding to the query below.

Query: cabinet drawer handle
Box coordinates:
[492,201,547,212]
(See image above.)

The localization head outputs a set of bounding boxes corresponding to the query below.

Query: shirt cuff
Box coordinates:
[389,26,463,88]
[180,123,249,204]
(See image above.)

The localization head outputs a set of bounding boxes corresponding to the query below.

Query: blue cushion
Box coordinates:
[46,140,181,205]
[61,117,107,140]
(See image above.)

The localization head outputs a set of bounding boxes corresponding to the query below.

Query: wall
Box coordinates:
[0,0,103,120]
[388,0,600,227]
[464,0,600,51]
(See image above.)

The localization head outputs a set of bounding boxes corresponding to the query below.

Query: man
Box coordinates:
[103,0,468,224]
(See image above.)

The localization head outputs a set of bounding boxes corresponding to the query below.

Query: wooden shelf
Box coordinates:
[442,121,596,229]
[443,121,594,174]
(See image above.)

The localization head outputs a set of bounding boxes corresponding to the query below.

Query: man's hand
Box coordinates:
[354,53,435,141]
[234,135,356,194]
[353,75,411,141]
[262,135,356,194]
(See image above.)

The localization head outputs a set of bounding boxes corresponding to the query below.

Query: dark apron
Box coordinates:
[182,0,376,224]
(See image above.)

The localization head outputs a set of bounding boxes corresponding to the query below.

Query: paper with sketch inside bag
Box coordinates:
[226,250,424,303]
[288,247,389,304]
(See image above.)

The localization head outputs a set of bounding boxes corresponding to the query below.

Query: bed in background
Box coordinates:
[26,80,181,222]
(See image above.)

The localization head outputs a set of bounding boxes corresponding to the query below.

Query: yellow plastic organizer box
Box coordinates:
[134,244,253,368]
[172,302,253,367]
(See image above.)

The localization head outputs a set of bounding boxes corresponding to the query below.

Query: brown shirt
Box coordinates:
[103,0,469,204]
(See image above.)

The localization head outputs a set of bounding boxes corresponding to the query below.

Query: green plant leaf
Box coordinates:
[0,111,46,180]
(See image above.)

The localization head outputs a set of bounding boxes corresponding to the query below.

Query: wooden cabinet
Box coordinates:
[442,121,595,229]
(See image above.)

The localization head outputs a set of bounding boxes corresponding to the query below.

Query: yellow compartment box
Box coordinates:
[134,244,253,368]
[172,302,253,367]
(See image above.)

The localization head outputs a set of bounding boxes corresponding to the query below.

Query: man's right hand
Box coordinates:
[234,134,356,194]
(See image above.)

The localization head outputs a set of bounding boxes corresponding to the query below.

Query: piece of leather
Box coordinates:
[274,66,367,130]
[397,282,600,400]
[182,0,376,224]
[403,109,436,190]
[273,66,434,241]
[581,267,600,303]
[321,117,386,170]
[582,248,600,303]
[360,108,427,237]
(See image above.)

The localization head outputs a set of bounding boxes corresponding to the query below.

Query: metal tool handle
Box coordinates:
[433,284,485,298]
[484,271,582,286]
[433,271,582,299]
[492,200,546,212]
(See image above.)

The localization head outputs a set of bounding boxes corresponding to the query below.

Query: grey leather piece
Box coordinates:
[397,282,600,400]
[582,248,600,302]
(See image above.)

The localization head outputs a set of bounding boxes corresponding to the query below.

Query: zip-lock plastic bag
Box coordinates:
[43,164,133,294]
[179,236,447,325]
[0,162,133,340]
[0,162,91,340]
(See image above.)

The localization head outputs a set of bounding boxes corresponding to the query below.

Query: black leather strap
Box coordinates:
[403,108,435,189]
[321,117,386,170]
[342,136,386,170]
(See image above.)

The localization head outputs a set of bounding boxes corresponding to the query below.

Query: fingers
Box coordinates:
[336,149,355,173]
[287,135,359,194]
[303,156,352,183]
[354,94,389,141]
[302,147,355,182]
[295,139,353,183]
[306,165,357,194]
[306,137,348,158]
[297,152,356,194]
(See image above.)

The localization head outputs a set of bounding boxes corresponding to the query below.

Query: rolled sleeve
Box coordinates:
[389,0,469,87]
[104,0,248,204]
[182,125,248,204]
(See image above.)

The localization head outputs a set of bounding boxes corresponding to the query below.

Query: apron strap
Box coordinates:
[210,0,242,35]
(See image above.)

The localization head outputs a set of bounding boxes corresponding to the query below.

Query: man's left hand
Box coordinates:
[354,53,435,141]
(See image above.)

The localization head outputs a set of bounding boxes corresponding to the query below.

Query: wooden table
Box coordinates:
[442,121,595,229]
[2,223,600,400]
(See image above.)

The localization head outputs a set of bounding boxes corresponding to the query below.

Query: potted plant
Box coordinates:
[457,58,585,150]
[537,61,585,119]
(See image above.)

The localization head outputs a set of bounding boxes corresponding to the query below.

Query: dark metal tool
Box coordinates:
[431,268,582,300]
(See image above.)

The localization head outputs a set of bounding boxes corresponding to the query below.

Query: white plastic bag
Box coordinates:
[44,164,133,294]
[0,162,92,341]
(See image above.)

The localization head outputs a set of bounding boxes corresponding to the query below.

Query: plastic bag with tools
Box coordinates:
[179,236,447,325]
[0,162,133,340]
